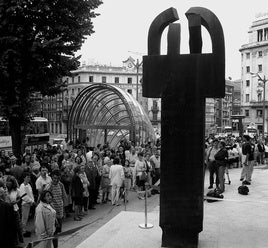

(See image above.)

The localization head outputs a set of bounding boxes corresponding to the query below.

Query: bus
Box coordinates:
[223,126,232,136]
[245,126,258,138]
[0,117,50,152]
[243,123,258,138]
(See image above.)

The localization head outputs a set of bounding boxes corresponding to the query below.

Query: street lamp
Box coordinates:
[132,59,143,101]
[250,72,268,134]
[127,51,143,101]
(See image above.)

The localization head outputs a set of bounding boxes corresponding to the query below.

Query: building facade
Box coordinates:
[41,57,241,139]
[240,13,268,134]
[205,79,241,135]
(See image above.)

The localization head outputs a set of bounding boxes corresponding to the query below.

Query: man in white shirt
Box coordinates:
[86,147,94,162]
[20,172,34,237]
[109,157,124,206]
[150,150,160,185]
[35,166,52,201]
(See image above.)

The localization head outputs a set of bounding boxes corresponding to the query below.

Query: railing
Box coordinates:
[250,100,268,107]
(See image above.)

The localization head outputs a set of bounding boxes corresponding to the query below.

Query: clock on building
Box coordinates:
[127,62,133,68]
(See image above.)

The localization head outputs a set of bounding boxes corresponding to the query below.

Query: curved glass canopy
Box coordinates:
[68,83,156,147]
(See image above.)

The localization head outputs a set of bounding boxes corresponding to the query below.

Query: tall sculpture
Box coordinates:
[143,7,225,248]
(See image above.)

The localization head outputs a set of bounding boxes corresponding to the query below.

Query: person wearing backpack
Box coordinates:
[241,135,255,185]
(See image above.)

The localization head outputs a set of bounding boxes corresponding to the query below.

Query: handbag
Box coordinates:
[139,171,147,181]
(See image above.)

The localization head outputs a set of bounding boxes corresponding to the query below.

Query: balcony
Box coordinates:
[250,100,268,108]
[62,112,69,121]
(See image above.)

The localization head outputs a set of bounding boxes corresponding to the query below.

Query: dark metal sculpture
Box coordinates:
[143,7,225,247]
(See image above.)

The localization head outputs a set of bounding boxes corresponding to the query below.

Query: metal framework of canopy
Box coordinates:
[67,83,156,147]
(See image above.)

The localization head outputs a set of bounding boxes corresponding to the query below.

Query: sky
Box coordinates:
[77,0,268,80]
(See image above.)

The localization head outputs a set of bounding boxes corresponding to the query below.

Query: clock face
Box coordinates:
[127,62,132,68]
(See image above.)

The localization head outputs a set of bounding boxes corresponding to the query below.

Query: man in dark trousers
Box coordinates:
[215,141,229,193]
[242,135,255,185]
[206,139,220,189]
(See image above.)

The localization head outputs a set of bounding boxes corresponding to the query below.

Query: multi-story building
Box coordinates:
[240,13,268,134]
[205,98,216,135]
[205,79,241,135]
[215,81,233,131]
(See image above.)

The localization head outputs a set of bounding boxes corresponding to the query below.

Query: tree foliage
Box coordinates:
[0,0,102,155]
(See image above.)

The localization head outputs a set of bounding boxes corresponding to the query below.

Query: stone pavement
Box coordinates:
[76,166,268,248]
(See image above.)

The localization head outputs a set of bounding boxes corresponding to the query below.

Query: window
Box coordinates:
[115,77,119,84]
[258,29,263,42]
[78,88,81,93]
[245,109,249,117]
[258,51,263,57]
[66,78,69,84]
[71,89,74,95]
[246,80,250,87]
[89,76,93,83]
[78,76,80,83]
[258,92,262,102]
[246,53,250,59]
[245,94,249,102]
[72,76,74,83]
[257,109,263,118]
[127,89,132,94]
[246,66,250,73]
[264,28,268,40]
[102,76,106,83]
[127,77,132,84]
[258,64,262,72]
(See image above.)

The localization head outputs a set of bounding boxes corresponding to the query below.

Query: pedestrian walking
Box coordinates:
[109,157,124,206]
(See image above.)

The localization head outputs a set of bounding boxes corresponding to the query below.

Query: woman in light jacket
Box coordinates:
[35,190,56,248]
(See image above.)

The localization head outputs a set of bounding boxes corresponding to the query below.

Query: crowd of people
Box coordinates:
[0,139,161,248]
[205,134,267,194]
[3,132,265,247]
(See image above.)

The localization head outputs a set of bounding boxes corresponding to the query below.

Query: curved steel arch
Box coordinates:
[68,83,156,147]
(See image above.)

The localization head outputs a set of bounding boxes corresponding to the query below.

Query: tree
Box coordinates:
[0,0,102,156]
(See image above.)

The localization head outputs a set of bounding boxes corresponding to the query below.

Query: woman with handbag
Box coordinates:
[134,152,147,199]
[123,159,132,202]
[101,159,111,203]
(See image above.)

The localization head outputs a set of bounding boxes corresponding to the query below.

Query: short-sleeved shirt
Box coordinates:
[35,175,52,192]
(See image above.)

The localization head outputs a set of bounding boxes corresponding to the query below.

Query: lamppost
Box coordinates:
[132,59,143,101]
[251,72,268,134]
[127,51,143,101]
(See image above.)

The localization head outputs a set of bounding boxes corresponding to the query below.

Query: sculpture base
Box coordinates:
[162,228,198,248]
[139,223,154,229]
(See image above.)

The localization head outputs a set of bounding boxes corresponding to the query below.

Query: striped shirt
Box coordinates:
[48,183,64,219]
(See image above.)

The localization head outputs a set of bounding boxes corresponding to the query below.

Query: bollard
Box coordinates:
[139,184,153,229]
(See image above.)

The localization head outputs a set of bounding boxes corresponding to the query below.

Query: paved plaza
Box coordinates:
[76,166,268,248]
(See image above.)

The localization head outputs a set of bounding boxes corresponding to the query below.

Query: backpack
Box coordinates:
[238,185,249,195]
[206,189,224,203]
